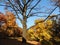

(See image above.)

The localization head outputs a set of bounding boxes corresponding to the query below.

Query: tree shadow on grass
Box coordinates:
[0,38,34,45]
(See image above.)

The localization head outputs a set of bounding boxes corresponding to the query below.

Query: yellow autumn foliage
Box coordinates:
[46,20,53,26]
[35,19,44,24]
[28,29,34,33]
[27,19,53,41]
[42,30,52,40]
[27,29,36,40]
[38,23,45,29]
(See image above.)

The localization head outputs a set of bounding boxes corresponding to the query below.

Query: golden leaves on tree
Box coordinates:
[27,19,53,41]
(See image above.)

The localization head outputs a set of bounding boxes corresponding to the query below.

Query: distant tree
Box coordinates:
[27,19,53,41]
[0,12,7,38]
[52,18,60,37]
[5,12,22,37]
[0,12,6,22]
[0,12,6,29]
[0,12,22,38]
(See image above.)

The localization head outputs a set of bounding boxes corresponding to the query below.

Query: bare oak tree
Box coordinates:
[0,0,58,42]
[0,0,42,41]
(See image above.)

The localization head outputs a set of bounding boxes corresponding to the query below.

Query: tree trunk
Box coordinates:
[22,2,27,42]
[22,16,27,43]
[22,20,27,39]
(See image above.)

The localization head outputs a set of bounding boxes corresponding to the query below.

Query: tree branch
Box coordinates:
[25,0,31,5]
[8,0,22,15]
[27,14,47,18]
[44,6,57,21]
[15,0,23,12]
[7,0,22,23]
[0,4,11,7]
[31,12,49,15]
[27,12,49,18]
[27,0,34,7]
[27,0,41,17]
[22,0,31,13]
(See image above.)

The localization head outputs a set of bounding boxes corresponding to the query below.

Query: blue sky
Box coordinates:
[0,0,59,28]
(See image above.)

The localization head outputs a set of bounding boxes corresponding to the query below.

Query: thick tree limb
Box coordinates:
[22,0,31,13]
[25,0,31,5]
[27,0,34,7]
